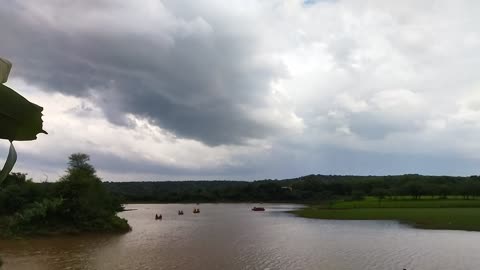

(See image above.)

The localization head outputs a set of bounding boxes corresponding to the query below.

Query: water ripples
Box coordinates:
[2,203,480,270]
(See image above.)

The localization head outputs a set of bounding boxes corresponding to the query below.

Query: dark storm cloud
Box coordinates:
[0,1,286,146]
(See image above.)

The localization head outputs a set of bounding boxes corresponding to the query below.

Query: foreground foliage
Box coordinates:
[0,57,47,184]
[0,154,130,237]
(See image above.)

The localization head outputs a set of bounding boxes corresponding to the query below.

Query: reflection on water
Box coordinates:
[2,203,480,270]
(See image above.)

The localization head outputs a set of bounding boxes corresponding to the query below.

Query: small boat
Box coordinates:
[193,208,200,214]
[252,207,265,211]
[178,210,184,215]
[155,214,163,220]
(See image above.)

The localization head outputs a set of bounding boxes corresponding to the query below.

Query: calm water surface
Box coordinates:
[2,203,480,270]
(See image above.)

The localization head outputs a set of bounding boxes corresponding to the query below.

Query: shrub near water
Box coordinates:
[0,154,130,236]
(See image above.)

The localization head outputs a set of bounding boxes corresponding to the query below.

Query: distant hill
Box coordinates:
[104,174,480,203]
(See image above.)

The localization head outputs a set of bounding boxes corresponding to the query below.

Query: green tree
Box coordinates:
[351,190,366,201]
[404,182,426,200]
[371,188,388,206]
[67,153,96,175]
[56,153,129,232]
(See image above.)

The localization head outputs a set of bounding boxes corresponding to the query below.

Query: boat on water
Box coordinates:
[251,207,265,211]
[193,208,200,214]
[178,210,184,215]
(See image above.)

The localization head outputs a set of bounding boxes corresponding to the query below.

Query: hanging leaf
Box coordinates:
[0,83,47,141]
[0,57,46,184]
[0,57,11,83]
[0,143,17,183]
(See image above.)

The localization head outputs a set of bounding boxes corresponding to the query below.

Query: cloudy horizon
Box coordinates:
[1,0,480,181]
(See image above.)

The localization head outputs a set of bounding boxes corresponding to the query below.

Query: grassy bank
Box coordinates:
[294,198,480,231]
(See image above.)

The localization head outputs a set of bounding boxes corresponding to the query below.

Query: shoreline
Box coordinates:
[292,206,480,232]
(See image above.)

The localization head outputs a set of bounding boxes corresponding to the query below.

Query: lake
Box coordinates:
[1,203,480,269]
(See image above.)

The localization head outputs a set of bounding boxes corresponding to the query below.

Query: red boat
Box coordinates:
[252,207,265,211]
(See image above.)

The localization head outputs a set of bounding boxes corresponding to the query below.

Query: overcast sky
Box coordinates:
[1,0,480,181]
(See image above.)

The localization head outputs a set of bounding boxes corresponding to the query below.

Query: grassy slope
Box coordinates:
[333,197,480,208]
[294,198,480,231]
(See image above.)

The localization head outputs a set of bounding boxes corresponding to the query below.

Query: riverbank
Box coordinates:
[0,215,131,239]
[293,198,480,231]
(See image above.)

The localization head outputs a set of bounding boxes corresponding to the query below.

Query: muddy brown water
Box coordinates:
[1,203,480,270]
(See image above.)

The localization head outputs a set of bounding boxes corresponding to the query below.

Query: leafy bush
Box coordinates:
[0,153,130,237]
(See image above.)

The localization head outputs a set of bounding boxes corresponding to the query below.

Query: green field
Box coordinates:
[333,197,480,208]
[294,198,480,231]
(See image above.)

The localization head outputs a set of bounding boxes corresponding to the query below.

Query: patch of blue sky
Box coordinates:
[303,0,337,6]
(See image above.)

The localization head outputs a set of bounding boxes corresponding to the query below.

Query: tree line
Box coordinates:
[104,174,480,203]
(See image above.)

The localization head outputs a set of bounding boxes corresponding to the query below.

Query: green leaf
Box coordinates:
[0,57,46,185]
[0,83,47,141]
[0,57,12,83]
[0,142,17,184]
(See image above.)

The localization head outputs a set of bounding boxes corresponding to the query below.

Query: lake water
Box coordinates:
[1,203,480,270]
